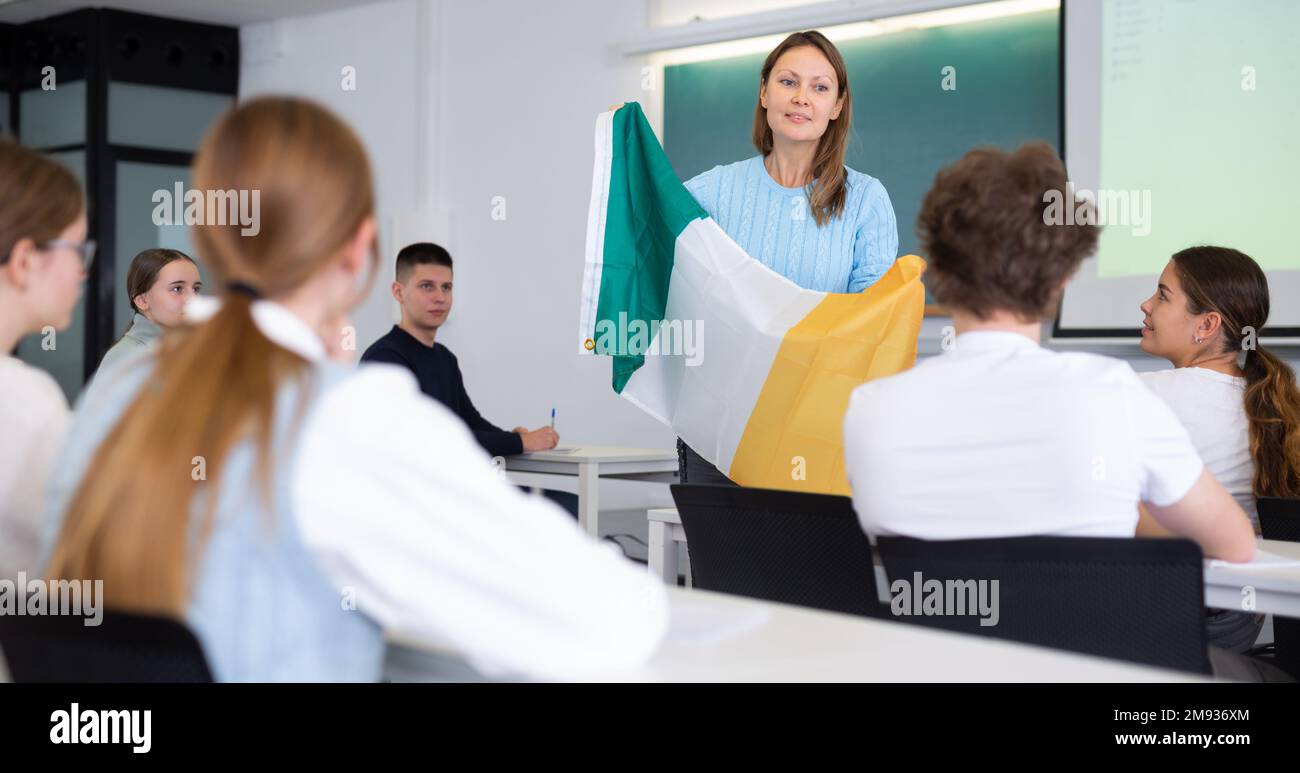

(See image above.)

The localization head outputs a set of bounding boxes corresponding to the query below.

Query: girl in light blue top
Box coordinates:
[678,30,900,484]
[96,248,201,374]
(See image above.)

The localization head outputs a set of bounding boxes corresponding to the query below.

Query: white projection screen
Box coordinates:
[1057,0,1300,340]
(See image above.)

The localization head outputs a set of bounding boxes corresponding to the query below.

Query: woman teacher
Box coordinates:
[678,30,900,484]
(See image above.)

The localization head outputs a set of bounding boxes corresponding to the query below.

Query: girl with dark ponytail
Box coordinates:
[1138,245,1300,653]
[1240,338,1300,501]
[1140,245,1300,520]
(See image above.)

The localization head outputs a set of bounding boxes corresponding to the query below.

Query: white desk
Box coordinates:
[647,507,688,584]
[1204,539,1300,618]
[646,509,1300,619]
[506,446,678,536]
[383,587,1207,682]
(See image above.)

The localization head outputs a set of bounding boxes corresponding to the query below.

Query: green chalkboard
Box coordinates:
[664,9,1060,294]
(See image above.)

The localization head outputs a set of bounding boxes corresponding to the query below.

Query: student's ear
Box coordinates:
[391,281,403,303]
[2,237,37,291]
[1199,311,1223,341]
[132,294,149,315]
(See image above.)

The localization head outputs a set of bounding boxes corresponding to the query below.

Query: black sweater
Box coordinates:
[360,325,524,457]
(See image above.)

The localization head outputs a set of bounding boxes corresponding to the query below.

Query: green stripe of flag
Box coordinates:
[594,102,707,393]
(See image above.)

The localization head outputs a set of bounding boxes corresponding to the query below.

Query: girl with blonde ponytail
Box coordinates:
[41,97,667,681]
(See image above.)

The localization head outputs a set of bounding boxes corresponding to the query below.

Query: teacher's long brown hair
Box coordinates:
[752,30,853,227]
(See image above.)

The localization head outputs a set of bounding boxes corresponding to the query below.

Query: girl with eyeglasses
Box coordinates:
[0,139,90,578]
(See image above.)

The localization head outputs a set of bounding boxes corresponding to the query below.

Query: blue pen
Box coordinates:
[550,408,556,429]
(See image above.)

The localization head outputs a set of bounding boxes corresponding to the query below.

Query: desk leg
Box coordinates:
[647,519,677,585]
[577,462,599,537]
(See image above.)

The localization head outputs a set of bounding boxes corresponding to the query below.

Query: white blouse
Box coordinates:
[172,298,670,679]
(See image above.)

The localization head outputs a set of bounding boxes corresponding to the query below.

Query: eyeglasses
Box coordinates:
[39,238,98,269]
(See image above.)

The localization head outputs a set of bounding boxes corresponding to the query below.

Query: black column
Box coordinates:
[12,8,238,383]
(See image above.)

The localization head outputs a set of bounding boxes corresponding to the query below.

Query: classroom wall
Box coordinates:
[650,0,818,26]
[240,0,423,352]
[435,0,678,512]
[434,0,671,451]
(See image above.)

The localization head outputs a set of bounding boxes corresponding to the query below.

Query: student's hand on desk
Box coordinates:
[518,426,559,452]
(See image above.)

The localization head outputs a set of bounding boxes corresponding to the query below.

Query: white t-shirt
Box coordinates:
[0,355,69,577]
[1140,367,1256,528]
[843,331,1205,539]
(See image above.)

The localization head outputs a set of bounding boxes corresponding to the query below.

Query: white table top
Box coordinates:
[384,586,1207,682]
[647,507,681,523]
[1205,538,1300,594]
[508,445,678,465]
[592,587,1208,682]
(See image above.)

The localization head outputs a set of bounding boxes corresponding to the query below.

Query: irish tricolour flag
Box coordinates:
[579,102,925,495]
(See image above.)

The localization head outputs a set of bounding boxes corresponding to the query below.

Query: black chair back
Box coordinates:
[1258,497,1300,678]
[1259,497,1300,543]
[876,535,1211,674]
[0,609,213,683]
[670,484,886,618]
